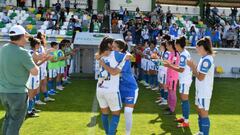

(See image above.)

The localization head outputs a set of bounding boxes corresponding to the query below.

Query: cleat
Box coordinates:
[56,86,64,91]
[35,100,46,105]
[175,118,185,123]
[44,97,55,102]
[27,111,39,118]
[163,110,175,115]
[32,108,41,113]
[158,100,167,106]
[177,122,189,128]
[152,87,159,91]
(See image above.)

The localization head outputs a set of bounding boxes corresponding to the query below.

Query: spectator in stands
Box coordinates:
[52,12,59,23]
[74,20,82,32]
[2,12,11,24]
[211,27,221,47]
[169,23,178,39]
[37,4,44,17]
[206,4,211,19]
[112,23,120,33]
[55,0,61,13]
[74,0,77,9]
[212,6,219,19]
[135,23,142,44]
[190,26,197,46]
[70,15,76,23]
[59,8,66,25]
[231,7,238,22]
[125,31,133,51]
[93,19,101,33]
[123,23,129,39]
[226,27,236,48]
[45,10,52,21]
[119,6,124,20]
[136,7,140,13]
[20,0,25,9]
[222,22,231,47]
[32,0,36,8]
[142,25,150,43]
[123,8,129,23]
[65,0,71,15]
[166,10,173,25]
[98,11,104,23]
[154,4,161,14]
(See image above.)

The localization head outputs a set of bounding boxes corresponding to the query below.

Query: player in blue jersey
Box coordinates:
[187,37,215,135]
[113,40,138,135]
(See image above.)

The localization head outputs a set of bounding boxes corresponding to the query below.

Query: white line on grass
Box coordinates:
[87,95,99,135]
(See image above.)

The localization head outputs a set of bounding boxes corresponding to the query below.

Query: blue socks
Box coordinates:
[182,100,190,120]
[144,74,149,84]
[28,99,34,113]
[35,93,40,101]
[201,117,210,135]
[101,114,109,135]
[57,81,61,87]
[198,115,202,132]
[163,91,168,100]
[43,92,48,98]
[48,80,54,90]
[109,115,120,135]
[160,89,164,97]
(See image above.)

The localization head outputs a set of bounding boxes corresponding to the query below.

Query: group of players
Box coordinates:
[96,34,214,135]
[26,32,77,117]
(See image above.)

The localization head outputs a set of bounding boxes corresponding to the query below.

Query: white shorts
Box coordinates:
[195,97,211,111]
[48,69,57,78]
[96,91,122,112]
[26,74,40,90]
[39,68,47,80]
[67,59,71,65]
[57,67,65,74]
[179,83,191,95]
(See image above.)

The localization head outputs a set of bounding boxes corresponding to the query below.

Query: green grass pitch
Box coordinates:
[0,78,239,135]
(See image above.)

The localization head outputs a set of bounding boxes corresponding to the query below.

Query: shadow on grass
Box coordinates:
[149,108,192,135]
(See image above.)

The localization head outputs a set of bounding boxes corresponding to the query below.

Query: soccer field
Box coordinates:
[0,78,239,135]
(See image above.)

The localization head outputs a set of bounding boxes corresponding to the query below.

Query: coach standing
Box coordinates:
[0,25,38,135]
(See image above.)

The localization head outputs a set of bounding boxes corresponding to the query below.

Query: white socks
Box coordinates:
[124,107,134,135]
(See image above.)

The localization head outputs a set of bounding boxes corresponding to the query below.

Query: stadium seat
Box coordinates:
[1,28,8,33]
[66,30,73,36]
[41,25,47,30]
[26,24,33,31]
[59,30,66,35]
[0,22,6,28]
[30,28,37,34]
[216,66,224,78]
[46,29,52,35]
[36,14,42,20]
[232,67,240,78]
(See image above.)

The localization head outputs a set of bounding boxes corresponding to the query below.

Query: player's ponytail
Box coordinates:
[176,36,186,49]
[114,39,128,53]
[197,37,214,55]
[29,37,40,49]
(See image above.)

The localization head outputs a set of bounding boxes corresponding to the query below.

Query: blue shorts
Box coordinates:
[120,89,139,104]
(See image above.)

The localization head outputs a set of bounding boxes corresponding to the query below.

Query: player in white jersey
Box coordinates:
[157,34,171,106]
[26,37,49,117]
[187,37,214,135]
[156,42,170,105]
[164,36,192,127]
[96,37,126,135]
[147,41,160,91]
[36,32,55,105]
